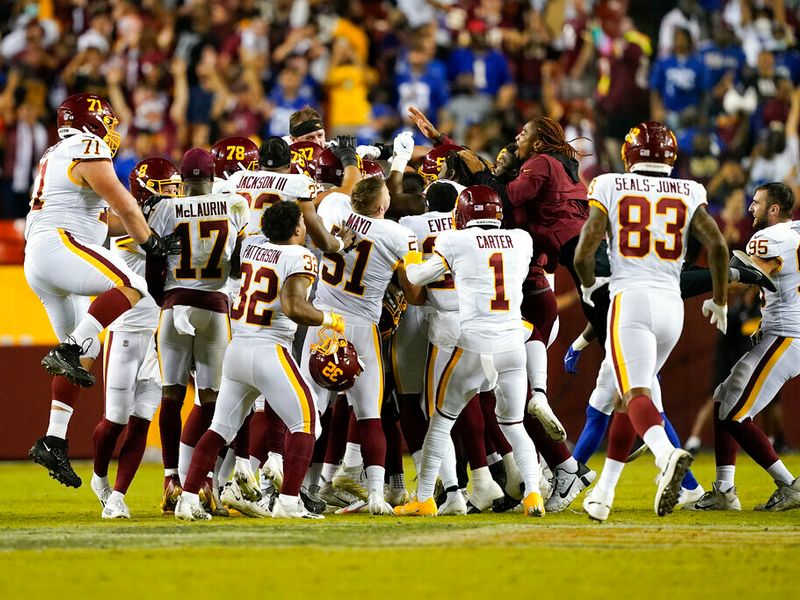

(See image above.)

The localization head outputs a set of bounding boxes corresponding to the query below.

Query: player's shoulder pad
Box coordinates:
[67,132,113,161]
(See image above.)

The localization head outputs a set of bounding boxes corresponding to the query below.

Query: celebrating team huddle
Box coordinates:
[23,92,800,523]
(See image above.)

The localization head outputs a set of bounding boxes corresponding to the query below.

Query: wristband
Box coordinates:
[335,237,345,253]
[572,333,590,351]
[391,155,410,174]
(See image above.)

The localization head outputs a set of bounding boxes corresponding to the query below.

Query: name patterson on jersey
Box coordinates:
[613,177,691,196]
[476,234,515,249]
[242,243,283,264]
[175,200,228,219]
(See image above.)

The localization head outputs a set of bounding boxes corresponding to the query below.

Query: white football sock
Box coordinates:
[249,455,260,473]
[365,465,385,497]
[217,448,235,483]
[767,460,794,485]
[321,462,338,483]
[164,468,178,478]
[278,493,298,506]
[46,400,73,439]
[92,473,109,488]
[642,425,674,466]
[486,451,502,466]
[418,413,456,501]
[178,442,194,487]
[411,450,423,477]
[525,339,548,392]
[389,473,406,491]
[70,314,103,349]
[499,422,541,496]
[596,458,625,494]
[439,438,459,490]
[554,456,579,473]
[715,465,736,490]
[108,490,124,502]
[304,462,323,490]
[343,442,362,468]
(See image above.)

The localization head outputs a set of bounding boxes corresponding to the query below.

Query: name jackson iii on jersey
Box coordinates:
[25,132,112,245]
[231,235,319,345]
[148,193,250,298]
[588,172,708,296]
[315,192,418,324]
[747,220,800,338]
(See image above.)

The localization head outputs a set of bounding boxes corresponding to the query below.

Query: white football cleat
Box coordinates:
[90,474,112,508]
[677,484,705,507]
[175,494,211,521]
[101,494,130,519]
[755,477,800,512]
[545,461,596,513]
[272,496,324,519]
[468,478,504,512]
[319,481,359,508]
[502,454,524,499]
[583,486,614,522]
[368,494,395,515]
[335,499,368,514]
[386,485,410,507]
[332,464,368,500]
[437,491,468,516]
[221,480,270,518]
[527,391,567,441]
[262,452,284,491]
[684,483,742,511]
[234,457,261,502]
[654,448,693,516]
[539,462,554,501]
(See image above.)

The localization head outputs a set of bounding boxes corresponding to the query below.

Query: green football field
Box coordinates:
[1,454,798,599]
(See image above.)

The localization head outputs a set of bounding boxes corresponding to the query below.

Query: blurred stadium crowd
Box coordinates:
[2,0,800,226]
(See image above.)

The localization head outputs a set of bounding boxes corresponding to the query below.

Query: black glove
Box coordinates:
[374,143,393,161]
[141,194,166,220]
[331,135,358,168]
[141,232,182,256]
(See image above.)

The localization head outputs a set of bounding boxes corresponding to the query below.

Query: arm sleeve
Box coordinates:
[407,256,448,286]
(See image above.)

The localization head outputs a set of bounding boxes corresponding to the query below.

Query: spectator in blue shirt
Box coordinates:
[394,39,449,134]
[699,20,745,91]
[650,27,706,131]
[266,66,319,138]
[447,20,513,98]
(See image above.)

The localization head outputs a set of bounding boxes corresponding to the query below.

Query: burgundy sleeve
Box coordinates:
[434,134,458,147]
[505,157,549,208]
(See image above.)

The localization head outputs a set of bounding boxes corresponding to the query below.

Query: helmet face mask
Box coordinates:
[57,93,122,156]
[308,329,364,392]
[129,157,182,217]
[454,185,503,230]
[418,143,464,185]
[621,121,678,175]
[210,137,259,178]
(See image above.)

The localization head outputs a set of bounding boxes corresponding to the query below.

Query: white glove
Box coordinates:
[393,131,414,162]
[580,277,610,307]
[702,299,728,334]
[356,144,381,159]
[172,305,196,336]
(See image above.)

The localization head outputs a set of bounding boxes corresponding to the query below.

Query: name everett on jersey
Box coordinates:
[613,177,691,196]
[427,216,452,232]
[175,200,228,219]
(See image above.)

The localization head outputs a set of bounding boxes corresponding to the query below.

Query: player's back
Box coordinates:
[589,172,708,295]
[400,211,458,313]
[748,220,800,337]
[231,235,318,345]
[435,227,532,352]
[228,169,316,235]
[315,193,417,324]
[149,192,250,296]
[25,133,113,245]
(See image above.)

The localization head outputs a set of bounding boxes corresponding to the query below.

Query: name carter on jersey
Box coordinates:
[175,200,228,219]
[476,234,515,249]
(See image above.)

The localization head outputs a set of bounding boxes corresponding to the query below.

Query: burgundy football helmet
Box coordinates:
[361,159,385,180]
[454,185,503,229]
[621,121,678,175]
[57,93,121,155]
[418,143,465,185]
[210,136,258,178]
[378,282,407,339]
[129,158,182,212]
[308,331,364,392]
[289,140,325,179]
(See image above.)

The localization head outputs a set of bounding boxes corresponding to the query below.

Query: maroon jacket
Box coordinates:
[499,153,588,272]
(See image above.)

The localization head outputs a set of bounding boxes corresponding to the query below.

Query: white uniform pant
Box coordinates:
[716,334,800,421]
[25,229,148,358]
[210,338,317,443]
[301,320,383,419]
[604,289,683,397]
[102,329,161,424]
[157,306,230,390]
[391,306,427,395]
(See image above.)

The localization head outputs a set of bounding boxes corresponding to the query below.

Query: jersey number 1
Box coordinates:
[488,252,509,311]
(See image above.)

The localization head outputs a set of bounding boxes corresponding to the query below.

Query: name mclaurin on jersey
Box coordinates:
[613,177,691,196]
[241,244,282,264]
[175,200,229,219]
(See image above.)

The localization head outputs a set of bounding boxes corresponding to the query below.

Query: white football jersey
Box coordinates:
[589,173,708,296]
[746,220,800,337]
[231,235,318,345]
[148,193,250,293]
[227,169,317,236]
[108,236,159,331]
[25,133,113,245]
[315,192,417,324]
[435,227,532,352]
[399,210,458,313]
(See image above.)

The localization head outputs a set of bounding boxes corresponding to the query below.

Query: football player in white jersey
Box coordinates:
[26,93,180,488]
[148,148,250,507]
[396,185,545,518]
[176,201,344,521]
[574,120,729,521]
[301,177,424,515]
[89,157,182,518]
[690,182,800,512]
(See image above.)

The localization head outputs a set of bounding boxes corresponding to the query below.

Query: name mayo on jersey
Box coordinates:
[24,133,113,246]
[231,235,318,345]
[589,172,707,296]
[316,192,417,324]
[747,220,800,338]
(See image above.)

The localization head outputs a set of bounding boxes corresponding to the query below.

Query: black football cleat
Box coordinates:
[731,250,777,292]
[301,489,327,514]
[41,342,95,387]
[492,493,521,513]
[627,437,649,462]
[488,460,508,491]
[29,436,82,488]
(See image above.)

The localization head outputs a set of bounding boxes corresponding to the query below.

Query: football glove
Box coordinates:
[702,299,727,334]
[322,311,346,335]
[580,277,610,307]
[141,231,182,256]
[564,346,582,374]
[331,135,358,168]
[403,250,423,266]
